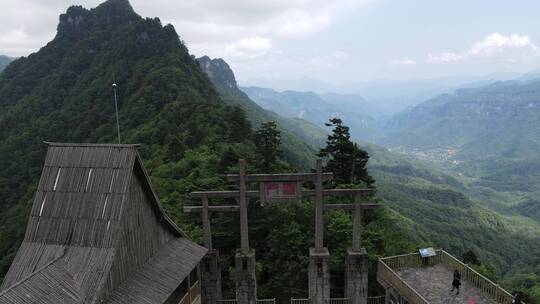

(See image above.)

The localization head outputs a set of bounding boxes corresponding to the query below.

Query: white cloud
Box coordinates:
[428,52,463,63]
[429,33,540,63]
[0,0,373,56]
[470,33,539,55]
[224,37,272,58]
[390,58,417,66]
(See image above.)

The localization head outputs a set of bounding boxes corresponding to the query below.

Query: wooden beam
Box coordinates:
[226,172,333,183]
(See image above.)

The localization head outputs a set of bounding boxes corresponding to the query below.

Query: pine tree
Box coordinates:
[254,121,282,171]
[319,118,374,186]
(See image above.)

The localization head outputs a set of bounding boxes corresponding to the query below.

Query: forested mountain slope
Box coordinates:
[197,56,326,167]
[0,0,260,277]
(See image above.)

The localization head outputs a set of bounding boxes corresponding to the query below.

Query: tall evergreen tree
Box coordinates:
[254,121,282,171]
[319,117,374,186]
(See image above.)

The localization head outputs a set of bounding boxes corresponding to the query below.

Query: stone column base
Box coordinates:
[235,250,257,304]
[345,248,368,304]
[309,248,331,304]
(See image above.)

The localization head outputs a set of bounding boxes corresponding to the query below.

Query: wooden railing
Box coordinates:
[378,249,517,304]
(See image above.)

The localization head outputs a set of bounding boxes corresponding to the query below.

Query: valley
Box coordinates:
[242,71,540,301]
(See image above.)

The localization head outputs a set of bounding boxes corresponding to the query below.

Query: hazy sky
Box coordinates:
[2,0,540,85]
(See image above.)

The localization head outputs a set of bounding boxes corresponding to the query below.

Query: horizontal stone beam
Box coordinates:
[184,203,380,213]
[324,203,380,210]
[190,188,373,199]
[184,205,240,213]
[225,172,333,182]
[191,190,259,198]
[305,189,374,196]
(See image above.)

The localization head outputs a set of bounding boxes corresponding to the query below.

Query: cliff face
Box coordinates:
[197,55,238,89]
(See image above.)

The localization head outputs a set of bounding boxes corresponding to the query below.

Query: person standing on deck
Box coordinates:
[451,269,461,295]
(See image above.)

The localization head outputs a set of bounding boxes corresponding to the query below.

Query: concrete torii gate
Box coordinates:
[184,159,378,304]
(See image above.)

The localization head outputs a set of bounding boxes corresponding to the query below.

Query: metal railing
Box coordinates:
[218,299,275,304]
[377,249,517,304]
[377,257,429,304]
[179,293,190,304]
[327,298,350,304]
[190,280,201,303]
[291,298,384,304]
[439,250,515,304]
[217,300,237,304]
[290,298,310,304]
[367,296,385,304]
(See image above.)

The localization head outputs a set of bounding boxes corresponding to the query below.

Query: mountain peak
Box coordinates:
[57,0,138,37]
[197,56,238,90]
[93,0,136,18]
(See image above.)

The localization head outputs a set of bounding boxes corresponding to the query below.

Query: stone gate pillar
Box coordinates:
[235,250,257,304]
[309,248,331,304]
[345,248,369,304]
[202,249,222,304]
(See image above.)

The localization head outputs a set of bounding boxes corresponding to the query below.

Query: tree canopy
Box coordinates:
[319,118,374,187]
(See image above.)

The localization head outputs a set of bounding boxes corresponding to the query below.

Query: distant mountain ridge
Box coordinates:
[384,79,540,157]
[196,56,327,168]
[242,86,383,142]
[382,78,540,195]
[0,56,14,72]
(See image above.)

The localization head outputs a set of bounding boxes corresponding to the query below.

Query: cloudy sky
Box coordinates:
[2,0,540,86]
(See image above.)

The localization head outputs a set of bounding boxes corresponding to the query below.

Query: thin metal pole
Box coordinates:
[315,159,324,252]
[239,159,249,254]
[112,82,121,144]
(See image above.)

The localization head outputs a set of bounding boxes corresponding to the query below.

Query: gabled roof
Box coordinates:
[0,143,206,304]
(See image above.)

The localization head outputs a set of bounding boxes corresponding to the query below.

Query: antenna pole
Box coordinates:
[112,79,121,144]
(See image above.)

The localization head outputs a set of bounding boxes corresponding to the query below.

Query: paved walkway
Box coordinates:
[397,264,497,304]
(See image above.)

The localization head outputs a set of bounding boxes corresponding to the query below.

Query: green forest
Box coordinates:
[0,0,539,302]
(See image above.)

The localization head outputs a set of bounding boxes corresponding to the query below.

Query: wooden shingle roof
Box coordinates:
[0,143,206,304]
